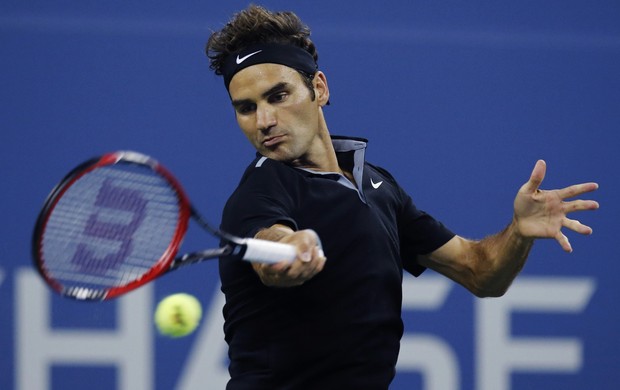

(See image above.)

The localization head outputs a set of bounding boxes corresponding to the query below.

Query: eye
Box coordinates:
[235,103,256,115]
[268,92,288,104]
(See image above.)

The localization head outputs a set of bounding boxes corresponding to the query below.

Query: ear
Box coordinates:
[313,71,330,106]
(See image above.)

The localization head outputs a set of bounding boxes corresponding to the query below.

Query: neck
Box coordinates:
[291,137,341,173]
[290,109,342,173]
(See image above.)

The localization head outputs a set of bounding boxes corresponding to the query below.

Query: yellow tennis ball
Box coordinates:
[154,293,202,338]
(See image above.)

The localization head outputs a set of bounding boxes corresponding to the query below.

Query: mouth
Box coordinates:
[262,134,285,147]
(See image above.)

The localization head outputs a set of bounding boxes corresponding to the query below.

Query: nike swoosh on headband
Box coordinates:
[222,44,318,90]
[236,50,263,64]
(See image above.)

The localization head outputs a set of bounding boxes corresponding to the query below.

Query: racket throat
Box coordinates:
[172,244,236,269]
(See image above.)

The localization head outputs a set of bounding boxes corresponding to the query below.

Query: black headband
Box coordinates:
[221,43,318,90]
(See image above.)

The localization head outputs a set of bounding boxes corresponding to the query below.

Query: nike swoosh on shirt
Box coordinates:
[236,50,263,64]
[371,179,383,189]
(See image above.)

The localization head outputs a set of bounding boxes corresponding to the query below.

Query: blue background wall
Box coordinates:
[1,1,618,389]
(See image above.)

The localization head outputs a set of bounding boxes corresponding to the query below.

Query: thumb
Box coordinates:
[297,229,322,263]
[521,159,546,194]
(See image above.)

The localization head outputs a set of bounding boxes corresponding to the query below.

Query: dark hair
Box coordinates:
[206,5,318,98]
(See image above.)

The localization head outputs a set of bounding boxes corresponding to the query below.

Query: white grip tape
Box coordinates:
[242,238,297,264]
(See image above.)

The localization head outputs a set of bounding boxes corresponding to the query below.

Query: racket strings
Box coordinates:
[40,163,183,292]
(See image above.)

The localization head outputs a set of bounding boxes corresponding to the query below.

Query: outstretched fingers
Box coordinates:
[555,231,573,253]
[562,217,594,235]
[562,198,600,213]
[517,160,599,252]
[557,182,600,201]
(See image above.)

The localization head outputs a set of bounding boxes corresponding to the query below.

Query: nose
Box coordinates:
[256,103,276,133]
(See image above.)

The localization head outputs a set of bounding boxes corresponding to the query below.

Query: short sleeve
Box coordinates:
[220,158,298,238]
[397,191,455,276]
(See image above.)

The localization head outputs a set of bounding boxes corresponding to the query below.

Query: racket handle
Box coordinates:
[242,238,297,264]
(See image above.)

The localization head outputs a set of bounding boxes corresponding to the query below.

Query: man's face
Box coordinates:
[228,63,325,163]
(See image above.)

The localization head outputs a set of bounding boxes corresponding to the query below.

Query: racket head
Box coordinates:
[32,151,192,300]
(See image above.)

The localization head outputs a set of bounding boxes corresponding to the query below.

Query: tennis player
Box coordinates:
[206,5,599,389]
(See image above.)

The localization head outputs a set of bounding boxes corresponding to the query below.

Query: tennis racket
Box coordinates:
[32,151,297,301]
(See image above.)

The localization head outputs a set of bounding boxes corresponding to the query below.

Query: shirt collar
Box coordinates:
[296,135,368,203]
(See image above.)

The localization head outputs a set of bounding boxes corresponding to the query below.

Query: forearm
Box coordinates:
[470,219,535,297]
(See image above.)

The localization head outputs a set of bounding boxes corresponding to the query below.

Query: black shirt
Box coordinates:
[219,137,455,389]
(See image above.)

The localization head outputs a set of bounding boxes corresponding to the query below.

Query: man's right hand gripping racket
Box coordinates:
[32,151,297,301]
